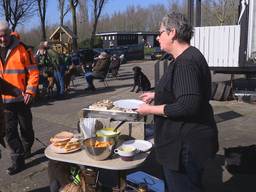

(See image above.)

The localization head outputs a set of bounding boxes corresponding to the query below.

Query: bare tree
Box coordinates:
[69,0,79,50]
[57,0,70,26]
[211,0,238,25]
[0,0,37,31]
[90,0,107,48]
[202,0,238,26]
[95,3,167,32]
[36,0,47,40]
[77,0,89,40]
[147,5,168,31]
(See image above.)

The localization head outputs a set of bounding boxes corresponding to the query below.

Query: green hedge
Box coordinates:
[144,47,154,55]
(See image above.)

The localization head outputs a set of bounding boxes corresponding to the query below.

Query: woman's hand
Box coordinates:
[136,103,152,116]
[139,92,155,104]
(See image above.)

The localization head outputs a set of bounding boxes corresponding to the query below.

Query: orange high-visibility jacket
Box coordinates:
[0,38,39,103]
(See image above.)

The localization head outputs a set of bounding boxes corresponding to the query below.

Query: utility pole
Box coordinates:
[187,0,194,26]
[196,0,201,26]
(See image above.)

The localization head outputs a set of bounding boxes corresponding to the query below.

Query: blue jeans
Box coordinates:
[84,72,94,88]
[54,69,65,96]
[163,144,204,192]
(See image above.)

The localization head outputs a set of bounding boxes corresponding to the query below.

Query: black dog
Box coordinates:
[131,66,151,93]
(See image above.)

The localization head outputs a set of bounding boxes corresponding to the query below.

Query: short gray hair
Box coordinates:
[0,20,10,34]
[161,12,193,43]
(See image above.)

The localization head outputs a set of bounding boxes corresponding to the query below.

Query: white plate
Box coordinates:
[49,144,81,154]
[113,99,145,109]
[122,140,153,152]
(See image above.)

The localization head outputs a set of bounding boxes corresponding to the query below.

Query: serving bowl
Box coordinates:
[82,137,115,161]
[96,128,120,138]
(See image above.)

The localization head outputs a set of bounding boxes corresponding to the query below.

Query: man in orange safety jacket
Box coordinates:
[0,21,39,175]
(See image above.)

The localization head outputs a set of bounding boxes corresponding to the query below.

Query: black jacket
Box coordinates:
[154,46,218,170]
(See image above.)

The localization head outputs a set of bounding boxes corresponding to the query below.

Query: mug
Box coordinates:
[114,145,137,157]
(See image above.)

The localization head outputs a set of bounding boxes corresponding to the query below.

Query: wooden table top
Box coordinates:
[45,146,149,171]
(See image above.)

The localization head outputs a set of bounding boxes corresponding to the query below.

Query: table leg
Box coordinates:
[112,170,126,192]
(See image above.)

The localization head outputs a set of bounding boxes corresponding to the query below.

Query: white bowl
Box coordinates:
[114,145,137,157]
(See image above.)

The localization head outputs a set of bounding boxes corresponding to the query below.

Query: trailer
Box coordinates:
[191,0,256,74]
[190,0,256,100]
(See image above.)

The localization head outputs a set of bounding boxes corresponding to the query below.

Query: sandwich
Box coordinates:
[50,131,74,148]
[64,138,81,151]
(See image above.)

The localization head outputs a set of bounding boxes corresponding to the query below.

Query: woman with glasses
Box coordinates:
[136,12,218,192]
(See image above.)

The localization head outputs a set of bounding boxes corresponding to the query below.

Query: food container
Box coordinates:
[81,168,97,185]
[96,128,120,138]
[81,107,141,121]
[82,137,115,161]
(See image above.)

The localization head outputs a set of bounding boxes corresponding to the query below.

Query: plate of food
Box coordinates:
[122,140,153,152]
[49,131,81,153]
[113,99,145,109]
[89,99,114,110]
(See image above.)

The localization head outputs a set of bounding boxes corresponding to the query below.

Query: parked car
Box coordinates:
[150,47,165,60]
[78,48,100,63]
[151,47,172,60]
[74,49,99,74]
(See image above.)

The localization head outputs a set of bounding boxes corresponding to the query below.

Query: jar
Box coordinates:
[137,183,148,192]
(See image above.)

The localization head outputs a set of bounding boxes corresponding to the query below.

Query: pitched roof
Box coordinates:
[49,25,77,40]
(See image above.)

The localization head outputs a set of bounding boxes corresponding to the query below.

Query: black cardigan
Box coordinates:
[154,46,218,170]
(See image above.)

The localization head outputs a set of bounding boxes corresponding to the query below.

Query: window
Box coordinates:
[112,36,115,40]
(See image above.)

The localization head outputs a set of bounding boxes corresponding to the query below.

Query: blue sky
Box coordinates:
[26,0,169,29]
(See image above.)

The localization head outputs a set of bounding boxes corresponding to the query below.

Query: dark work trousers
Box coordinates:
[163,144,204,192]
[85,71,106,89]
[4,102,34,165]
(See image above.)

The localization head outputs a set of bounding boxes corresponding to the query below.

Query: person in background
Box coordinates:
[110,54,121,77]
[119,54,126,64]
[136,12,218,192]
[71,51,80,66]
[65,53,77,90]
[0,78,21,159]
[84,51,110,91]
[0,21,39,175]
[44,42,65,98]
[36,43,52,95]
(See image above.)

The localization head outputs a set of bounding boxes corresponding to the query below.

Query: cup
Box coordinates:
[114,145,137,157]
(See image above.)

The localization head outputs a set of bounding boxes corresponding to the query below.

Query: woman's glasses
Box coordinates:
[158,29,173,37]
[158,30,166,37]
